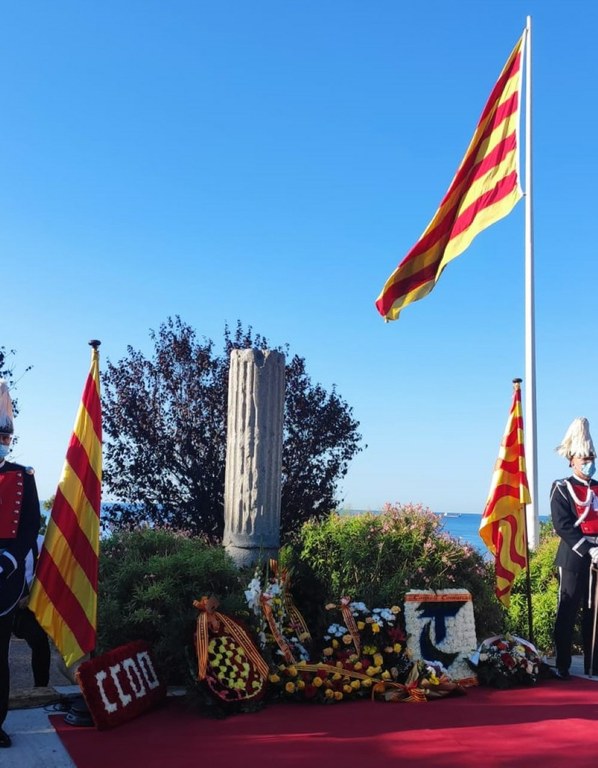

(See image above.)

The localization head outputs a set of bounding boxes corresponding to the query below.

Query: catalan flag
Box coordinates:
[376,32,525,321]
[480,379,530,607]
[29,343,102,667]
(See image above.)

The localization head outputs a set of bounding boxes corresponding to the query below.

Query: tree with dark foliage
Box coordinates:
[101,317,362,540]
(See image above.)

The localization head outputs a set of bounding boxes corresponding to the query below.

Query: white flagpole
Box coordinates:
[524,15,539,548]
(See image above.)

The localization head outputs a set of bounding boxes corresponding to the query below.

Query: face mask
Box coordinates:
[0,444,10,460]
[582,461,596,478]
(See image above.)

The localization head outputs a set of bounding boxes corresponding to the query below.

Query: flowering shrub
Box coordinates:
[287,504,502,640]
[468,634,541,688]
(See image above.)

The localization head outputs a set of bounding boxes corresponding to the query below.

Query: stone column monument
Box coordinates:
[223,348,285,568]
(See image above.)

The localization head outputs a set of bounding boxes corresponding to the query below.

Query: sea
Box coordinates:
[439,513,550,553]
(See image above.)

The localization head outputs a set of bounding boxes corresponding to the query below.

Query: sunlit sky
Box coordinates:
[3,1,596,521]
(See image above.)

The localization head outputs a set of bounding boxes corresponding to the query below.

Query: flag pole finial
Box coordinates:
[88,339,101,350]
[512,377,522,387]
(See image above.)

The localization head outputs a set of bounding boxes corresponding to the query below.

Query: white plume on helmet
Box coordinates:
[555,417,596,460]
[0,379,14,435]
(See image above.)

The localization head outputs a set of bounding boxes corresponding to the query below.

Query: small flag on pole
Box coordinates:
[375,32,525,321]
[480,379,530,607]
[29,341,102,667]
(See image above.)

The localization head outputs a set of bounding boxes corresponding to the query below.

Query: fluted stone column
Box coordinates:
[223,348,285,568]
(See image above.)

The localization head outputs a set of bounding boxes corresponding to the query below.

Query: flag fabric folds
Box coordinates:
[480,381,531,607]
[29,345,102,667]
[375,32,525,321]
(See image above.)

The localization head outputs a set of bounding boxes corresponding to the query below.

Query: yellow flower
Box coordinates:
[286,666,298,677]
[342,634,352,645]
[285,682,296,694]
[332,673,342,681]
[353,662,363,671]
[361,678,372,688]
[343,684,352,694]
[381,670,391,680]
[394,643,402,653]
[325,688,334,699]
[348,654,359,663]
[391,605,401,614]
[366,666,377,677]
[323,647,334,657]
[351,680,361,690]
[332,639,339,649]
[297,680,305,690]
[371,623,380,634]
[334,691,343,701]
[357,621,366,630]
[313,676,323,688]
[269,674,281,684]
[373,653,384,667]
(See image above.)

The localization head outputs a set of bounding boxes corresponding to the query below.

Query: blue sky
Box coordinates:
[2,1,595,521]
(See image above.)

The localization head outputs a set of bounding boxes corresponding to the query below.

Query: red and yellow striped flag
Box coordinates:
[29,344,102,667]
[375,32,525,321]
[480,380,530,607]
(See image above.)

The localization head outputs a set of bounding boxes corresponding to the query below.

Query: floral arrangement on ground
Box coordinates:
[245,566,465,704]
[467,634,541,688]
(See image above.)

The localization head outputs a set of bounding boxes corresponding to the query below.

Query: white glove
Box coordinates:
[589,547,598,564]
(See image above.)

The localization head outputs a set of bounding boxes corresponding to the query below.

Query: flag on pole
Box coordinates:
[480,379,531,607]
[29,342,102,667]
[375,32,525,321]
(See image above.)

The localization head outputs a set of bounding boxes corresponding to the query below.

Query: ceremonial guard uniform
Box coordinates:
[551,417,598,679]
[0,381,40,748]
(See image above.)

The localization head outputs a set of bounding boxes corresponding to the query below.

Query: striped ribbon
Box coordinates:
[260,593,296,664]
[268,559,312,643]
[339,596,361,656]
[193,596,269,682]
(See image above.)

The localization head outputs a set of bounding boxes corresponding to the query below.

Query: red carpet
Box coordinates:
[51,677,598,768]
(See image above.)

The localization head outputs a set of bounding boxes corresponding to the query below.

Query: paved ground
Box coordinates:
[4,638,78,767]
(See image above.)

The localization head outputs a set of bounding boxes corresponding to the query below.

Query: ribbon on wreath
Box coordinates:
[337,596,361,656]
[260,592,296,664]
[268,559,312,644]
[193,595,269,682]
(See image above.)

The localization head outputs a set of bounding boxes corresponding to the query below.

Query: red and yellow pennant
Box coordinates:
[375,32,525,321]
[29,344,102,667]
[480,380,531,607]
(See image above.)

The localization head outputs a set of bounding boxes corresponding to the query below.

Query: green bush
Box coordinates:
[282,504,504,643]
[505,521,561,655]
[97,528,246,684]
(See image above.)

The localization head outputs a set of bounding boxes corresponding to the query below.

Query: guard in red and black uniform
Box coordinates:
[0,380,40,748]
[551,417,598,681]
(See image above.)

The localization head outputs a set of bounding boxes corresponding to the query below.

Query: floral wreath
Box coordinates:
[468,634,541,689]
